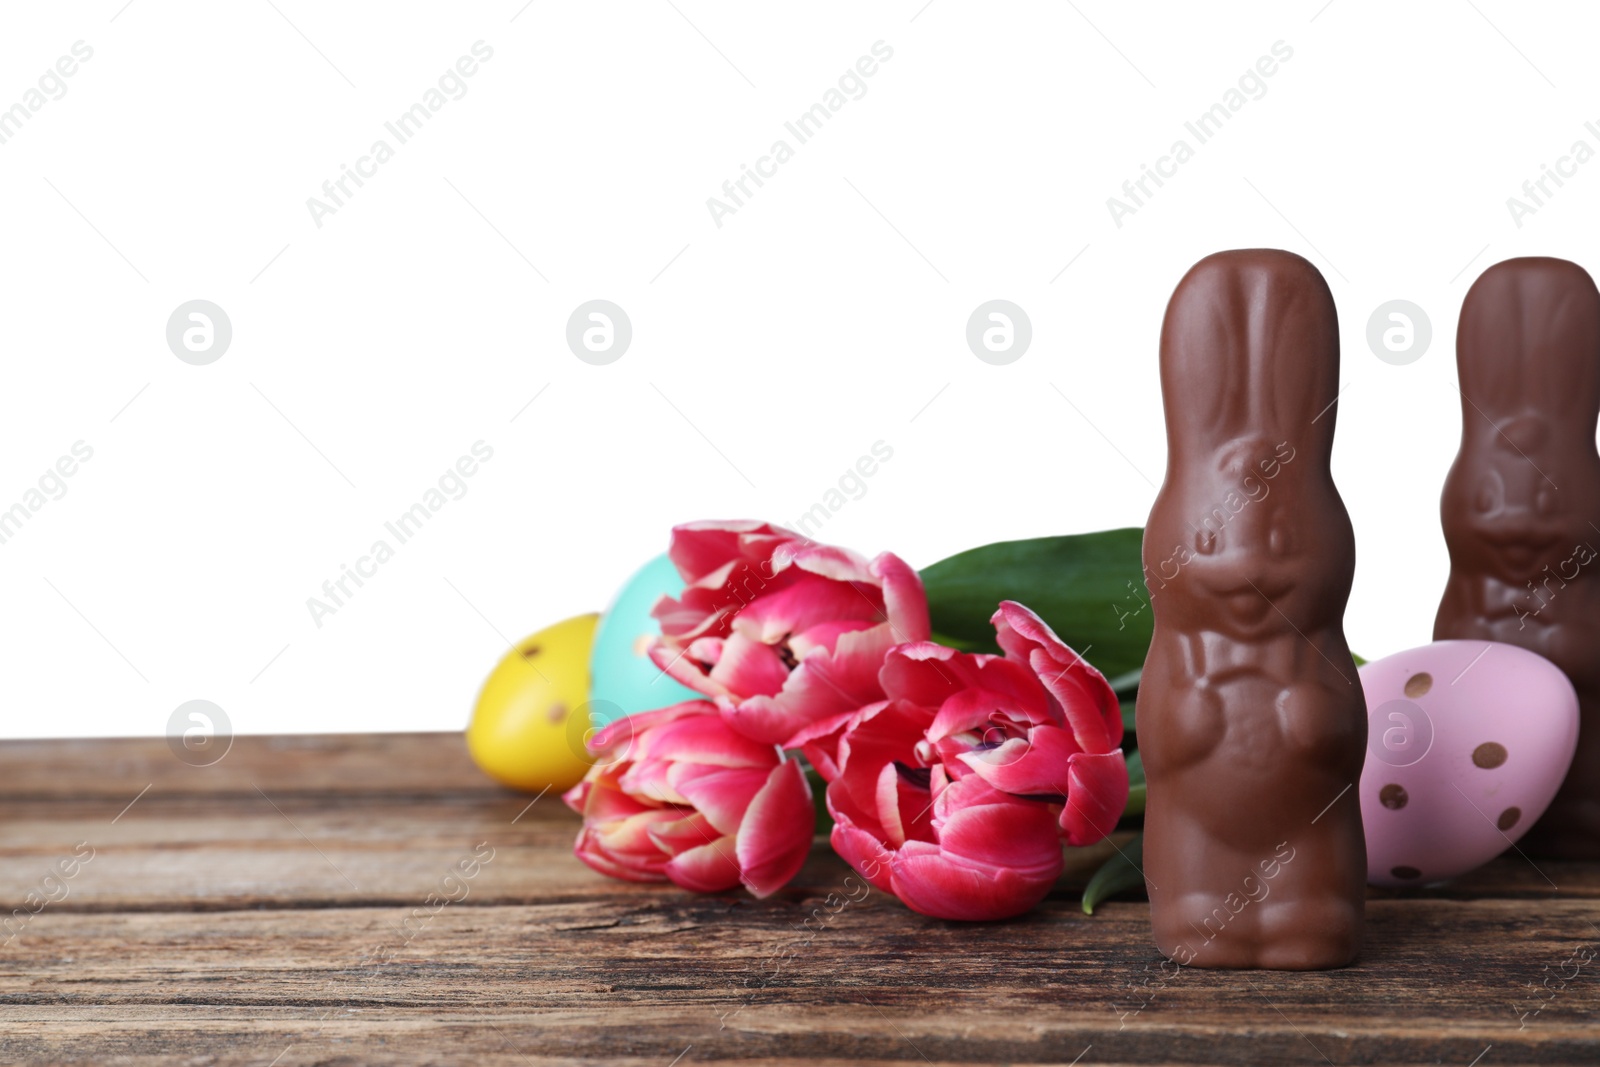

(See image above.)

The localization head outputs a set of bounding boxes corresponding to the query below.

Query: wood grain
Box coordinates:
[0,732,487,799]
[2,733,1597,1065]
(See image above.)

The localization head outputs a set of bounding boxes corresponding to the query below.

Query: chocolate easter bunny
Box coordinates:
[1138,249,1367,970]
[1435,257,1600,859]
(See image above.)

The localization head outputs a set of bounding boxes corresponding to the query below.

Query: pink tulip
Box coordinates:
[910,600,1130,846]
[649,520,930,750]
[823,601,1129,920]
[562,701,815,897]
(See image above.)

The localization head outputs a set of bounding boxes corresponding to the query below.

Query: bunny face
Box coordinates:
[1441,419,1599,585]
[1147,443,1354,642]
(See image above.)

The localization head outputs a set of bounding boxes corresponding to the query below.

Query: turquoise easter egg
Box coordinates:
[588,553,704,727]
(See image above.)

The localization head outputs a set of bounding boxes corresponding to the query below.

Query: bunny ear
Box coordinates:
[1457,257,1600,432]
[1159,249,1340,467]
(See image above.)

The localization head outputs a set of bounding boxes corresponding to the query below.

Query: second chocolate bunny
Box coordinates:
[1436,256,1600,859]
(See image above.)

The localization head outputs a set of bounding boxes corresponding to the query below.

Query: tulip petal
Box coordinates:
[825,700,935,840]
[932,777,1065,871]
[784,706,867,782]
[671,764,772,837]
[706,632,791,699]
[594,807,682,852]
[568,772,660,823]
[719,695,803,746]
[788,543,878,585]
[778,626,897,721]
[1057,750,1130,847]
[928,686,1017,741]
[879,642,986,708]
[817,625,903,703]
[572,825,670,883]
[721,626,898,746]
[644,712,782,769]
[651,593,732,643]
[589,700,712,755]
[992,600,1122,752]
[664,520,791,585]
[957,723,1083,797]
[964,656,1055,724]
[647,639,731,699]
[735,760,815,897]
[875,761,908,847]
[639,526,934,758]
[787,618,876,662]
[666,522,763,584]
[731,575,883,643]
[871,551,931,643]
[1031,645,1118,751]
[830,821,895,893]
[561,778,590,814]
[664,835,743,893]
[655,522,807,643]
[646,810,721,855]
[577,806,685,882]
[890,845,1060,921]
[618,756,691,805]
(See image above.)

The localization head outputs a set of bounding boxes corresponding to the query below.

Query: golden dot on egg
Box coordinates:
[546,702,567,725]
[1391,865,1422,880]
[1498,806,1522,831]
[1379,783,1409,810]
[1403,672,1433,698]
[1473,742,1508,769]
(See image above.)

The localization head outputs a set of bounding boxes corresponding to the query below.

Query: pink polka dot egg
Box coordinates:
[1359,640,1578,888]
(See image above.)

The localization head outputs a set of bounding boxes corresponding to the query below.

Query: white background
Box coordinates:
[1,0,1595,739]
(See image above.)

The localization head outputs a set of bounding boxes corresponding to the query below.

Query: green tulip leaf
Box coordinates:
[1104,667,1142,696]
[804,765,833,835]
[919,528,1152,681]
[1123,748,1145,818]
[1081,832,1146,915]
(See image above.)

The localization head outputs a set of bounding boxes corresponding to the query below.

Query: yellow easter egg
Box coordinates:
[466,612,600,793]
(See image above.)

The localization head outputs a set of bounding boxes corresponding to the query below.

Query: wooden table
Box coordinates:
[1,733,1596,1065]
